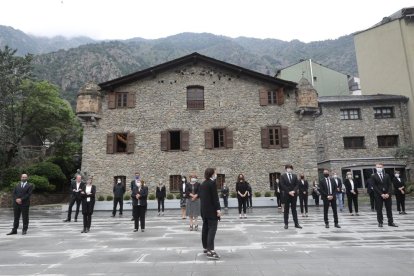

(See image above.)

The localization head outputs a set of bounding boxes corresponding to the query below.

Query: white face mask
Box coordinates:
[182,178,185,182]
[117,180,121,183]
[333,175,338,178]
[190,178,197,183]
[395,174,400,178]
[212,175,217,180]
[347,175,352,179]
[376,168,383,173]
[137,182,141,187]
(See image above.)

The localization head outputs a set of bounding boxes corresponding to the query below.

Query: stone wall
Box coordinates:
[80,62,319,195]
[0,192,69,208]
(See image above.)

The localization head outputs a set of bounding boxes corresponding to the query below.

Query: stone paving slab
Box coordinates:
[1,198,414,276]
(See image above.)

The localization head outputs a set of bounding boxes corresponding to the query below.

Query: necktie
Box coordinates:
[379,173,383,181]
[288,174,292,183]
[21,183,24,188]
[327,178,331,194]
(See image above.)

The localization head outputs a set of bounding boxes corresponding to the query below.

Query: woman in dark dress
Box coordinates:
[81,177,96,233]
[236,174,249,219]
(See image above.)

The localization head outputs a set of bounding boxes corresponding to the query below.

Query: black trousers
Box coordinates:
[237,197,247,214]
[202,217,218,251]
[247,195,253,207]
[133,205,146,230]
[223,196,228,208]
[323,198,338,224]
[157,198,165,212]
[395,194,405,212]
[369,192,376,210]
[82,201,94,229]
[313,195,320,206]
[67,196,81,220]
[347,194,359,213]
[299,193,308,213]
[375,195,393,224]
[112,197,123,215]
[284,195,298,225]
[275,193,281,207]
[82,213,92,229]
[13,204,29,231]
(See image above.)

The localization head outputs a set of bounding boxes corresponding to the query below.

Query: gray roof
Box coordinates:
[319,94,409,104]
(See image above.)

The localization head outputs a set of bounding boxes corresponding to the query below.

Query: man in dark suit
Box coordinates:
[392,170,406,214]
[63,174,85,222]
[7,174,33,235]
[199,168,221,260]
[371,163,397,227]
[366,174,376,211]
[332,172,344,212]
[344,171,359,216]
[280,164,302,229]
[319,169,341,228]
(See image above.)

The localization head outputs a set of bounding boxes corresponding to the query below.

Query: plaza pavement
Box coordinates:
[0,198,413,276]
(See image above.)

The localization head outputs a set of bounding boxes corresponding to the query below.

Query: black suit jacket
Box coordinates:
[280,173,299,196]
[156,185,166,199]
[371,173,392,196]
[344,179,359,195]
[13,182,33,207]
[70,180,86,199]
[319,177,338,201]
[179,182,188,198]
[81,185,96,205]
[186,182,200,198]
[298,179,309,195]
[200,179,221,219]
[333,178,343,193]
[392,177,405,195]
[131,186,148,206]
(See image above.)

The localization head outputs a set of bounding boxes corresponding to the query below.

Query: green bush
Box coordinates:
[176,193,181,199]
[1,167,22,190]
[230,192,237,198]
[27,161,66,188]
[166,193,174,200]
[254,192,262,197]
[98,195,105,201]
[406,182,413,194]
[264,191,272,197]
[124,194,131,200]
[106,195,114,201]
[148,193,156,200]
[47,156,76,180]
[28,175,55,192]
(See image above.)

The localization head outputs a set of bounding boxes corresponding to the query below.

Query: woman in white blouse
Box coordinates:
[80,177,96,233]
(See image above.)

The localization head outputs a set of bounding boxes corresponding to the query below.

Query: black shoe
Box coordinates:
[119,213,123,216]
[284,224,288,229]
[402,211,407,215]
[206,250,220,260]
[74,219,77,222]
[81,228,86,233]
[325,224,329,228]
[22,230,27,235]
[7,230,17,235]
[111,215,115,217]
[388,223,398,227]
[294,224,302,229]
[86,228,90,233]
[133,229,138,232]
[141,229,145,232]
[63,219,70,222]
[131,218,134,221]
[203,249,208,254]
[378,223,383,227]
[355,213,360,216]
[334,224,341,228]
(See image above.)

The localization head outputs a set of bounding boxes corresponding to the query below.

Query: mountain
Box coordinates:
[0,26,358,106]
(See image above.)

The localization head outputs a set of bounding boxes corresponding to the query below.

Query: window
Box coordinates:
[374,107,394,119]
[340,109,361,120]
[113,176,126,187]
[106,132,135,154]
[259,87,284,106]
[216,174,225,190]
[378,135,398,148]
[343,137,365,149]
[261,126,289,148]
[269,172,281,190]
[169,175,181,192]
[205,128,233,149]
[108,92,136,109]
[161,130,189,151]
[187,86,204,110]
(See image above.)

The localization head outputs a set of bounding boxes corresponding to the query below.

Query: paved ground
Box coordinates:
[0,198,413,276]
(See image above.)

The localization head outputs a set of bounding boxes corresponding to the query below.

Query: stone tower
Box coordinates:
[76,82,102,126]
[295,77,319,117]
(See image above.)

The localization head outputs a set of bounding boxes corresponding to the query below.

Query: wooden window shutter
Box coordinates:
[205,129,213,149]
[181,130,189,151]
[106,133,115,154]
[261,127,269,148]
[161,131,168,151]
[225,128,233,149]
[281,126,289,148]
[259,89,268,106]
[127,92,136,108]
[277,87,284,105]
[108,92,116,109]
[127,133,135,153]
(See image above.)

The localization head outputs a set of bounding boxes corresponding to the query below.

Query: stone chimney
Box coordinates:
[76,82,102,125]
[295,77,319,118]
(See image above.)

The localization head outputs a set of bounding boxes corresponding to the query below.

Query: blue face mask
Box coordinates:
[135,176,140,180]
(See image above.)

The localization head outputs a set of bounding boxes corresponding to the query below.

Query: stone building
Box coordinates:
[76,52,321,195]
[316,94,411,188]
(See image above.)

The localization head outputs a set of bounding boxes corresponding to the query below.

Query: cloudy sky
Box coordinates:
[1,0,412,42]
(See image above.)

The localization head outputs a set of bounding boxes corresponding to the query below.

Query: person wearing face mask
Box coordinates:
[80,177,96,233]
[186,175,201,231]
[112,178,125,217]
[199,168,221,260]
[298,173,309,217]
[221,182,229,210]
[280,164,302,229]
[132,180,148,232]
[311,181,320,206]
[156,180,166,216]
[392,170,407,215]
[319,169,341,228]
[344,172,359,216]
[274,178,282,209]
[371,163,397,227]
[130,172,141,221]
[236,174,249,219]
[179,176,188,219]
[332,172,344,212]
